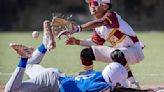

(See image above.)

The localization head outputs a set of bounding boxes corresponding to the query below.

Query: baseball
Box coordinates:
[32,31,40,38]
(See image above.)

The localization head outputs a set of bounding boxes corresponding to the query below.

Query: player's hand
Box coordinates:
[65,37,80,45]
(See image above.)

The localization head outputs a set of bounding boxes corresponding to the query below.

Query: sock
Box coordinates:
[18,58,28,68]
[124,64,133,78]
[38,43,47,54]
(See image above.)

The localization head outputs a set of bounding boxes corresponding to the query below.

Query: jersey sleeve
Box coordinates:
[80,38,98,47]
[91,30,105,45]
[101,12,119,28]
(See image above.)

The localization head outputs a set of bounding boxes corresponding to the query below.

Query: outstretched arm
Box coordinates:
[5,43,33,92]
[65,30,105,46]
[65,37,98,47]
[26,20,56,78]
[27,43,47,64]
[80,19,108,32]
[27,20,55,65]
[5,44,48,92]
[5,58,28,92]
[25,43,48,78]
[5,43,60,92]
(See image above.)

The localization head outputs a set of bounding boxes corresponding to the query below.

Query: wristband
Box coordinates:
[76,25,82,33]
[38,43,47,54]
[18,58,28,68]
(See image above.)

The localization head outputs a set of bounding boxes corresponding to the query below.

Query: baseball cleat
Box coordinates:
[9,43,34,58]
[43,20,56,51]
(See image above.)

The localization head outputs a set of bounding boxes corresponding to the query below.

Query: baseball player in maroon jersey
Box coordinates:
[65,0,144,89]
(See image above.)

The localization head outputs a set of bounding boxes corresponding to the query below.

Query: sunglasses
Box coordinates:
[86,0,100,7]
[90,1,99,6]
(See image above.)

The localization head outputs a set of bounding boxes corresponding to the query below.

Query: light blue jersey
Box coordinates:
[59,70,111,92]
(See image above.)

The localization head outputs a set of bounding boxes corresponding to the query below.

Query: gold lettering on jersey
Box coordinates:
[106,28,126,46]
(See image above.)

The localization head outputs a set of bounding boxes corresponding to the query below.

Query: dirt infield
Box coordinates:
[1,84,164,92]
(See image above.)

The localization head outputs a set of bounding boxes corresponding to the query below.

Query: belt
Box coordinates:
[107,29,139,46]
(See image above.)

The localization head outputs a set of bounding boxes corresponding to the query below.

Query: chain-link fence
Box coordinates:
[0,0,163,31]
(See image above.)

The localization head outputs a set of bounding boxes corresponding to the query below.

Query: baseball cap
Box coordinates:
[101,0,111,4]
[85,0,111,4]
[102,62,128,86]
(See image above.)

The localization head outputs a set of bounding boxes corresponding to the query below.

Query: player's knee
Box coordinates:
[80,48,95,61]
[111,49,127,66]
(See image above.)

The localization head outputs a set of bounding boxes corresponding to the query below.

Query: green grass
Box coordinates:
[0,31,164,85]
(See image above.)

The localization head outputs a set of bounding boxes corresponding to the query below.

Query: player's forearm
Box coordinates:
[5,58,28,92]
[27,43,47,64]
[72,38,99,47]
[79,39,98,47]
[5,67,25,92]
[81,19,105,31]
[66,37,98,46]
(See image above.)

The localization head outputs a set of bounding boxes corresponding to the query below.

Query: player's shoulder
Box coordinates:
[102,11,120,28]
[104,11,117,17]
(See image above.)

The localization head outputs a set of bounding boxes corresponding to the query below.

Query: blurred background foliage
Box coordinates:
[0,0,163,31]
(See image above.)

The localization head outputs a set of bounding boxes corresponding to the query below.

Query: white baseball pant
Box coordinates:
[92,42,144,65]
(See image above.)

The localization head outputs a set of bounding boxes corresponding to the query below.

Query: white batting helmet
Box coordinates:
[102,62,128,87]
